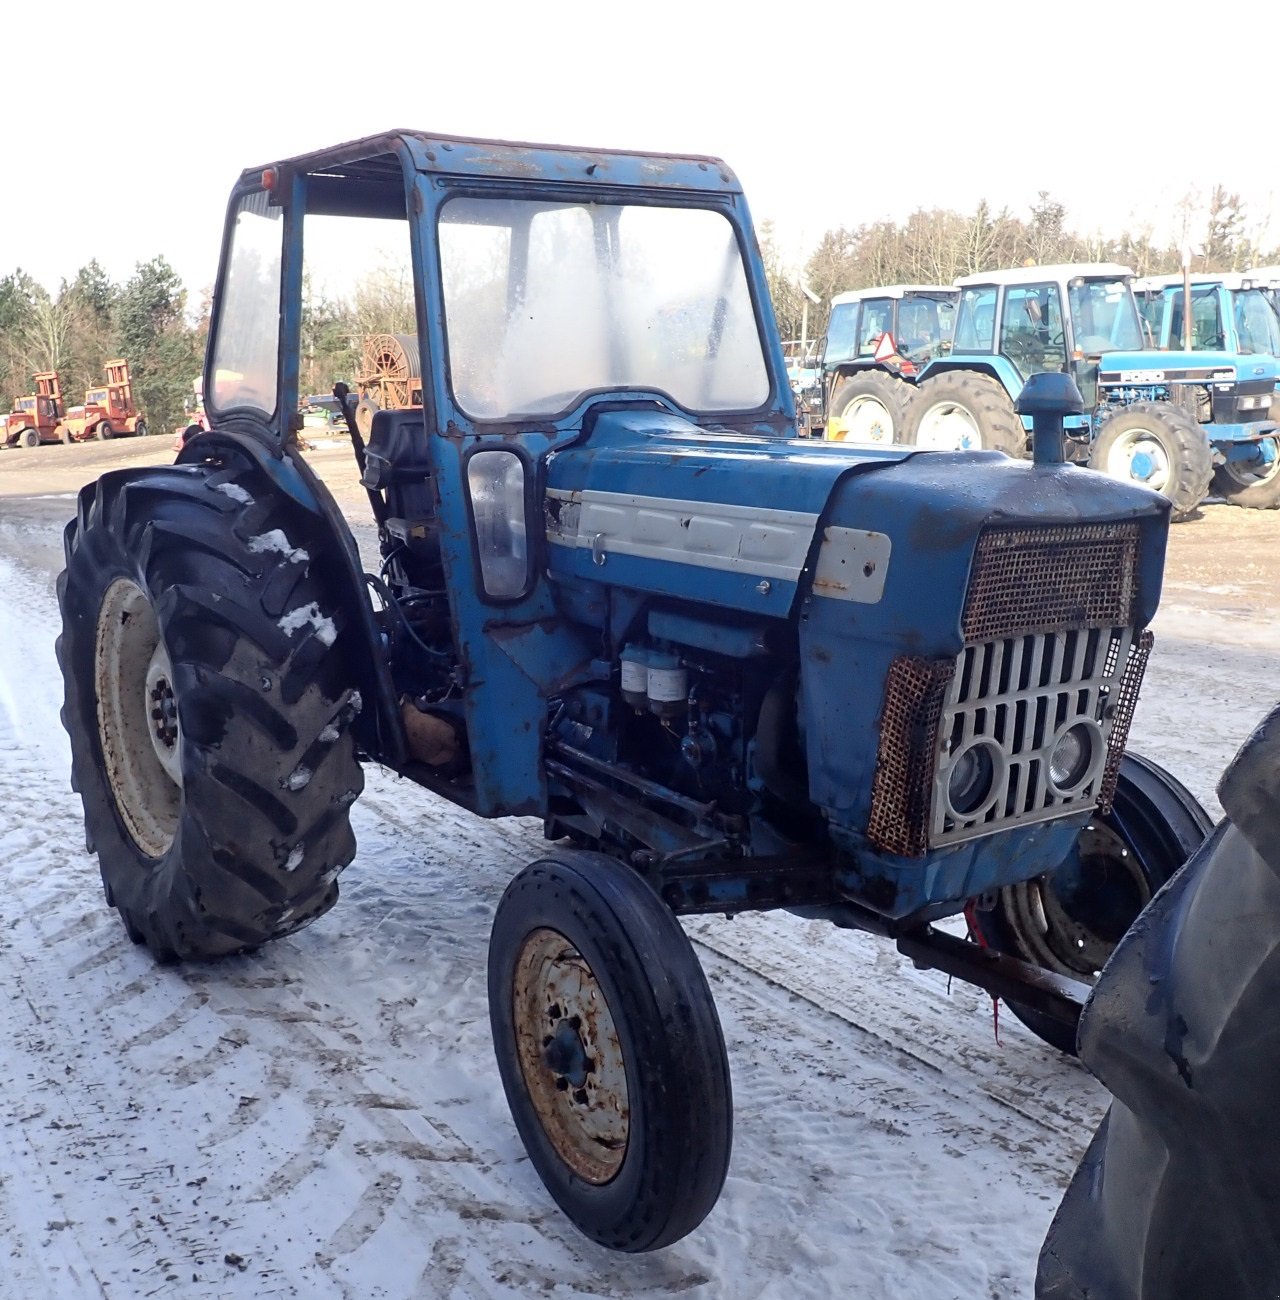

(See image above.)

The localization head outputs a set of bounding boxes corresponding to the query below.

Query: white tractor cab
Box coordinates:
[816,285,957,443]
[904,263,1144,452]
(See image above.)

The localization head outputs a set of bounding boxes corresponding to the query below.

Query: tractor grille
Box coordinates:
[868,523,1149,857]
[961,522,1140,641]
[928,624,1148,847]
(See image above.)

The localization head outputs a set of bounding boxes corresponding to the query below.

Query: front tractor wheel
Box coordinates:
[56,458,365,961]
[20,426,40,448]
[1212,436,1280,509]
[1089,402,1213,521]
[900,371,1025,455]
[970,754,1213,1054]
[96,420,114,440]
[488,852,732,1252]
[825,371,909,444]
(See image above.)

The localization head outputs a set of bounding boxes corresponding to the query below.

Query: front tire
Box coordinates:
[56,457,365,961]
[20,427,40,448]
[134,418,147,439]
[970,753,1213,1054]
[488,852,732,1252]
[901,371,1025,454]
[825,370,909,444]
[1090,402,1213,521]
[1212,436,1280,509]
[96,421,114,440]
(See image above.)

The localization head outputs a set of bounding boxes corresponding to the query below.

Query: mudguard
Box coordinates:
[1037,705,1280,1299]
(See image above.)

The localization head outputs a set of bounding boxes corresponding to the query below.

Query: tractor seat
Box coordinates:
[361,410,433,490]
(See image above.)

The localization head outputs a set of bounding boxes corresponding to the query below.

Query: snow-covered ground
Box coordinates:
[0,489,1273,1299]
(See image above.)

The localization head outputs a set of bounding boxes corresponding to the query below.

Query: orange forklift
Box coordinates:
[4,373,64,448]
[56,360,148,442]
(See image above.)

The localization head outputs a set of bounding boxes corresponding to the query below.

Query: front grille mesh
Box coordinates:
[868,657,955,858]
[961,523,1140,641]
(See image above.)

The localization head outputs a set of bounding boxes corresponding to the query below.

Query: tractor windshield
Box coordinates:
[1234,288,1280,355]
[438,197,770,420]
[1067,279,1144,354]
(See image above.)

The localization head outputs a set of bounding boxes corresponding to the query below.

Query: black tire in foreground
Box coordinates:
[825,369,910,445]
[970,753,1214,1055]
[56,456,365,961]
[900,370,1026,455]
[488,852,732,1252]
[1089,401,1213,521]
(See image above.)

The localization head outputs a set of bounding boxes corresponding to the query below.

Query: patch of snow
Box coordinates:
[216,482,253,505]
[248,530,308,564]
[278,603,337,646]
[282,844,305,873]
[319,724,341,744]
[284,766,312,792]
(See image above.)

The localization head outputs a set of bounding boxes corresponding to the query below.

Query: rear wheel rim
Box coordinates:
[94,577,182,857]
[512,926,629,1184]
[915,400,980,450]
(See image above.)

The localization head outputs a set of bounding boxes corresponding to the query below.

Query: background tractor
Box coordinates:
[809,285,956,442]
[1132,271,1280,507]
[55,359,148,443]
[901,263,1280,519]
[57,131,1206,1252]
[5,371,64,447]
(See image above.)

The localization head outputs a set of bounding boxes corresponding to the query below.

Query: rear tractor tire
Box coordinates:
[20,427,40,448]
[488,852,733,1251]
[96,421,114,440]
[970,753,1213,1054]
[1089,402,1213,521]
[1211,435,1280,509]
[824,371,910,445]
[56,457,365,961]
[900,371,1025,455]
[134,418,148,439]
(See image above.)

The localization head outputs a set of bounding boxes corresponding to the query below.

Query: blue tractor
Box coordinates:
[55,132,1207,1251]
[901,262,1280,519]
[1132,271,1280,508]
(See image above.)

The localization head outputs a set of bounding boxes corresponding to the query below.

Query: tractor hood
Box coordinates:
[544,408,1168,624]
[1098,350,1279,384]
[544,408,914,617]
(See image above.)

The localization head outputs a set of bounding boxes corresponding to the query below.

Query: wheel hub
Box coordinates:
[998,822,1149,979]
[512,928,629,1184]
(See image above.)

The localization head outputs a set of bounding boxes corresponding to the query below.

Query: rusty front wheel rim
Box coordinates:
[511,927,629,1184]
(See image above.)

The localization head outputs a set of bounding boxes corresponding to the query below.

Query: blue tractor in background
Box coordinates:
[1132,271,1280,508]
[54,132,1208,1251]
[807,284,957,443]
[900,263,1280,519]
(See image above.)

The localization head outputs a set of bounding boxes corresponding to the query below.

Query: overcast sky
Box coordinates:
[7,0,1277,300]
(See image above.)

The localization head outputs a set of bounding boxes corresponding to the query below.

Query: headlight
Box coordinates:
[1047,721,1101,794]
[945,739,1003,818]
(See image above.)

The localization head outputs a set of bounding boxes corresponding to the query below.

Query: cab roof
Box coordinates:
[1132,271,1261,292]
[829,285,956,305]
[244,129,742,198]
[955,262,1134,288]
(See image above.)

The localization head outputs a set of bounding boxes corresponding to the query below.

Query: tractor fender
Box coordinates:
[176,428,406,766]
